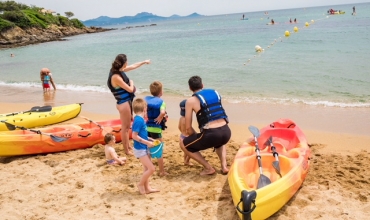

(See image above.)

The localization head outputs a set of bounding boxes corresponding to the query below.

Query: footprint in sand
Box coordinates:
[75,181,84,189]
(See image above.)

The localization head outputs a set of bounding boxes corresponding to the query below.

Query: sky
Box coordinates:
[17,0,368,21]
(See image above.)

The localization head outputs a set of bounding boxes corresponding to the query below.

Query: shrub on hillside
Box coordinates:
[0,17,15,31]
[57,15,72,26]
[70,18,85,28]
[0,10,33,28]
[22,9,47,28]
[0,1,29,11]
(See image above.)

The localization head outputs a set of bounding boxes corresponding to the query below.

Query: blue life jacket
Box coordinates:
[145,96,164,129]
[193,89,228,130]
[43,75,50,84]
[107,71,134,104]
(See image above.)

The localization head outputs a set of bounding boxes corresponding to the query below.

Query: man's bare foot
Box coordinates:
[137,184,146,195]
[145,187,160,194]
[200,167,216,175]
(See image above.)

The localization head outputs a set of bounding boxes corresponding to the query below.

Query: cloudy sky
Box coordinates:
[19,0,366,20]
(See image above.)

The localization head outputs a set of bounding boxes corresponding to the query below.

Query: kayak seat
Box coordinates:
[247,173,256,189]
[247,170,280,189]
[270,141,287,154]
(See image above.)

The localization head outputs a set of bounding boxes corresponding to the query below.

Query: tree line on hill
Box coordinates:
[0,0,84,32]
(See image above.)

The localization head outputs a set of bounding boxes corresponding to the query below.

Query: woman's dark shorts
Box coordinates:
[183,124,231,153]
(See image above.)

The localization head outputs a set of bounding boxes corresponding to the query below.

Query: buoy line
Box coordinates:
[243,15,331,66]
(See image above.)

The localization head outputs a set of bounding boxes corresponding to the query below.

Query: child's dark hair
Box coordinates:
[104,133,115,144]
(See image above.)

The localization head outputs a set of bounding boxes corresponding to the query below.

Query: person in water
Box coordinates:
[289,18,292,23]
[352,6,356,15]
[40,68,56,92]
[107,54,150,156]
[179,76,231,175]
[294,18,297,23]
[271,19,275,24]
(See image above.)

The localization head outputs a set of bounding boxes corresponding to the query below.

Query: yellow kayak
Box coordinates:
[228,119,310,220]
[0,103,82,131]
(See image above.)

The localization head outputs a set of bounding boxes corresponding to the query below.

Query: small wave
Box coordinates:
[224,96,370,108]
[0,81,147,94]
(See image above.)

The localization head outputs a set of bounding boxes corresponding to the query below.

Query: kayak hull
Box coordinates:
[0,119,129,156]
[228,119,310,220]
[0,103,82,131]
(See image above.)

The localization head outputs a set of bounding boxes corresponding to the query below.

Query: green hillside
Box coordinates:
[0,0,84,32]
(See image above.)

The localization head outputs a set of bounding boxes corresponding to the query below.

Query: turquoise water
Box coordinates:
[1,3,369,108]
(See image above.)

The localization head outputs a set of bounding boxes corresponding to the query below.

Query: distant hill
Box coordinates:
[83,12,203,26]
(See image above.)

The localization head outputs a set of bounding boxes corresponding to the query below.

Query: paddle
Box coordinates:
[79,116,120,134]
[267,136,282,177]
[5,105,52,116]
[80,116,104,130]
[0,120,68,142]
[248,126,271,189]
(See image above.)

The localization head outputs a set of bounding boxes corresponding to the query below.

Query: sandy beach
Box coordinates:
[0,89,369,219]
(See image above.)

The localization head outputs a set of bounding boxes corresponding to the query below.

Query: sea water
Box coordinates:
[1,3,369,109]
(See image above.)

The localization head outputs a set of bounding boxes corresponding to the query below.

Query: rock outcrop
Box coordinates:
[0,25,115,49]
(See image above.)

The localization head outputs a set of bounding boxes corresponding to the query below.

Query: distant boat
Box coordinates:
[327,9,345,15]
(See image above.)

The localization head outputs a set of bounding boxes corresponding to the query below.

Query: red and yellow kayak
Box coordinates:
[0,103,82,131]
[228,119,310,220]
[0,119,131,156]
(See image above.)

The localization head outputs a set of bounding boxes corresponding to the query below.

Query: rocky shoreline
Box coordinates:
[0,25,115,49]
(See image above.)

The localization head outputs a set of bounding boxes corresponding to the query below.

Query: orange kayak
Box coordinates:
[228,119,311,220]
[0,119,132,156]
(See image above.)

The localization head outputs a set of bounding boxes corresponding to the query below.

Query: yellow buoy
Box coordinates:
[285,30,290,37]
[305,22,309,27]
[294,26,298,32]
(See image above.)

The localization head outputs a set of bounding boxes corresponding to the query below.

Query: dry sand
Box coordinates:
[0,98,369,219]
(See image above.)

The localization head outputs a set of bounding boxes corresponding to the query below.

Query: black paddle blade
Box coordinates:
[1,121,16,130]
[272,161,282,177]
[268,136,273,144]
[257,174,272,189]
[49,135,68,142]
[29,105,52,112]
[248,126,260,138]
